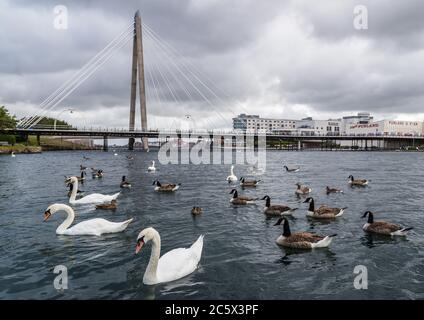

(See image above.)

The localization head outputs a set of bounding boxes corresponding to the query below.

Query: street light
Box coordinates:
[54,108,75,130]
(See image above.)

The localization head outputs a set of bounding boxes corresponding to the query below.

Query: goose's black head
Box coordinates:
[152,180,161,186]
[362,211,374,223]
[261,195,270,200]
[348,175,354,180]
[122,176,126,181]
[229,189,238,194]
[239,177,245,182]
[283,166,288,170]
[274,217,291,236]
[273,217,285,226]
[303,197,313,203]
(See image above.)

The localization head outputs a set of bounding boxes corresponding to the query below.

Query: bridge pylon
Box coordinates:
[128,10,148,151]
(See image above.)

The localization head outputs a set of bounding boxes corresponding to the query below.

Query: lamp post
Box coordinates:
[54,108,74,130]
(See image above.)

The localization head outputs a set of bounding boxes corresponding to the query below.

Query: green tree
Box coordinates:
[33,117,74,129]
[0,106,17,129]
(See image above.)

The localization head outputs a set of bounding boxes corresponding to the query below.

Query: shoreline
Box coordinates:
[0,146,42,154]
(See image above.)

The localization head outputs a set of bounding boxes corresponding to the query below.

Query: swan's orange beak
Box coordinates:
[43,210,51,222]
[135,239,144,254]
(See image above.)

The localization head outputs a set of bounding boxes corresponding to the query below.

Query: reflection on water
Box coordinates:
[0,150,423,299]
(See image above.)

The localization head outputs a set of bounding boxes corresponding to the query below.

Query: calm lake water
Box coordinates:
[0,150,423,299]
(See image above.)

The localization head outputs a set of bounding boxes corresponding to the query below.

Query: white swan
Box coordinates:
[135,227,204,285]
[11,151,16,157]
[148,160,156,172]
[67,176,120,204]
[43,203,133,236]
[226,165,238,182]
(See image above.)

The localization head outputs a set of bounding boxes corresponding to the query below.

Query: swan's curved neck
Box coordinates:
[144,232,161,284]
[69,180,78,202]
[230,166,234,176]
[56,205,75,234]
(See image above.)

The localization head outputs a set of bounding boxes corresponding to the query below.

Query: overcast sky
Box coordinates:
[1,0,424,130]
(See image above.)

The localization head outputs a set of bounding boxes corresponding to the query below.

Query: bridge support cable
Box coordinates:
[19,23,134,129]
[27,31,133,129]
[143,27,233,129]
[144,32,223,130]
[142,23,252,122]
[20,24,134,129]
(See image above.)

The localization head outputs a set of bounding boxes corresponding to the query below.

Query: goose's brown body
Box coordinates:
[362,211,412,236]
[304,198,346,219]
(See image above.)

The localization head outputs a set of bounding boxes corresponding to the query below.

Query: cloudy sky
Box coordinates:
[1,0,424,130]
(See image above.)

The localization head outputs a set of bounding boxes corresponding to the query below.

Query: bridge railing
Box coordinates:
[12,125,424,138]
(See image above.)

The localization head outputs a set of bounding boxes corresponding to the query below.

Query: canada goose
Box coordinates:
[326,186,343,194]
[226,165,238,182]
[240,177,260,187]
[261,195,297,216]
[274,218,336,249]
[191,207,203,215]
[283,165,299,172]
[295,183,312,195]
[152,180,180,192]
[362,211,413,236]
[92,170,103,179]
[120,176,131,188]
[348,175,368,186]
[303,197,346,219]
[95,200,118,210]
[229,189,257,205]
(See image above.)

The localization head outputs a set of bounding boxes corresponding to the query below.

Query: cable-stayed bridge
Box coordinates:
[4,11,423,151]
[14,11,242,149]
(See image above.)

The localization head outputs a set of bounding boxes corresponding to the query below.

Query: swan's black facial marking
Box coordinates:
[43,209,52,222]
[135,236,145,254]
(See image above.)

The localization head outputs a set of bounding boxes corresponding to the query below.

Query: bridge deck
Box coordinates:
[2,128,424,141]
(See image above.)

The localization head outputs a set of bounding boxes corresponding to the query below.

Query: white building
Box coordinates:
[295,117,342,136]
[232,114,296,133]
[346,120,423,136]
[341,112,373,133]
[232,113,423,136]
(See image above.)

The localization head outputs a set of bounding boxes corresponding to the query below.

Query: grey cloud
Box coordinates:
[1,0,424,130]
